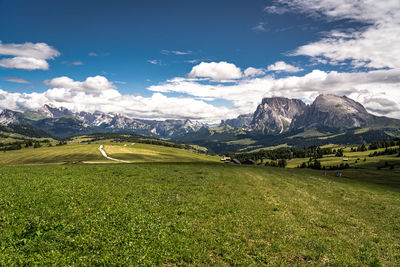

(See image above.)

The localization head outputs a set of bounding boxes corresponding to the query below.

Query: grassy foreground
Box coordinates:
[1,163,399,265]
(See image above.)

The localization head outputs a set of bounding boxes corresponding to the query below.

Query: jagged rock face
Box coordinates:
[290,94,373,129]
[0,110,27,125]
[0,104,205,138]
[75,111,149,130]
[148,119,204,137]
[251,97,307,133]
[221,114,253,128]
[38,104,74,118]
[72,108,204,137]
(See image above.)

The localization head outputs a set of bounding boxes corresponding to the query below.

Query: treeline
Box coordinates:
[297,159,350,170]
[0,124,53,139]
[229,139,400,164]
[227,146,335,163]
[369,147,400,157]
[228,138,400,169]
[350,140,400,151]
[369,140,399,150]
[0,139,52,152]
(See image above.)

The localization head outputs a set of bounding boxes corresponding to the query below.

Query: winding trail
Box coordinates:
[98,145,131,163]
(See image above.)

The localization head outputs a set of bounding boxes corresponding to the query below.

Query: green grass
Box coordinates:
[103,143,219,163]
[286,147,400,169]
[0,142,219,165]
[188,144,208,152]
[247,143,291,152]
[227,138,256,145]
[0,164,399,265]
[1,140,400,264]
[209,125,246,135]
[0,143,109,165]
[288,128,328,139]
[354,128,370,134]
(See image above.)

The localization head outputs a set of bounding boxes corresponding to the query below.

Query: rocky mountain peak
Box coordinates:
[39,104,73,118]
[290,94,373,129]
[251,97,307,133]
[221,113,253,128]
[313,94,367,114]
[0,109,22,125]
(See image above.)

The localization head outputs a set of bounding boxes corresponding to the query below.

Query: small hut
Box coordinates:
[221,155,231,161]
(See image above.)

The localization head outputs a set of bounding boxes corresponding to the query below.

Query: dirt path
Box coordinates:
[97,145,131,163]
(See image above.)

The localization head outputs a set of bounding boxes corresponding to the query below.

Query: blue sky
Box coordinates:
[1,0,400,122]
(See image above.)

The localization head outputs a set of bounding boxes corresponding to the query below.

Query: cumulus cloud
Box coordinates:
[0,57,49,70]
[0,76,230,123]
[3,77,30,84]
[188,61,243,80]
[149,68,400,118]
[0,41,60,70]
[2,68,400,121]
[267,61,303,73]
[267,0,400,69]
[44,75,117,97]
[244,67,266,77]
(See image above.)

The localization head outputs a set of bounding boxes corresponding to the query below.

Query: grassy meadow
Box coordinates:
[286,146,400,170]
[103,143,219,163]
[0,141,219,165]
[0,139,400,265]
[0,143,110,165]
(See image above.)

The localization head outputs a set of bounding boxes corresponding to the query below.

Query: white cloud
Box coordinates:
[0,41,60,59]
[147,59,164,65]
[0,41,60,70]
[188,61,243,80]
[264,5,289,15]
[252,22,267,32]
[0,76,230,123]
[267,61,303,73]
[88,52,109,57]
[149,68,400,118]
[61,61,83,66]
[244,67,266,77]
[161,50,192,55]
[185,59,201,64]
[3,77,30,84]
[293,24,400,69]
[269,0,400,69]
[44,75,117,97]
[2,69,400,122]
[0,57,49,70]
[114,81,127,85]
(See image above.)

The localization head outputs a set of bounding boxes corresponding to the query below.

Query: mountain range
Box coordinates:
[1,94,400,152]
[223,94,399,133]
[0,103,204,138]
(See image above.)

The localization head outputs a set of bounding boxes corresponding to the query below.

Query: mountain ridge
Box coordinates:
[1,94,400,146]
